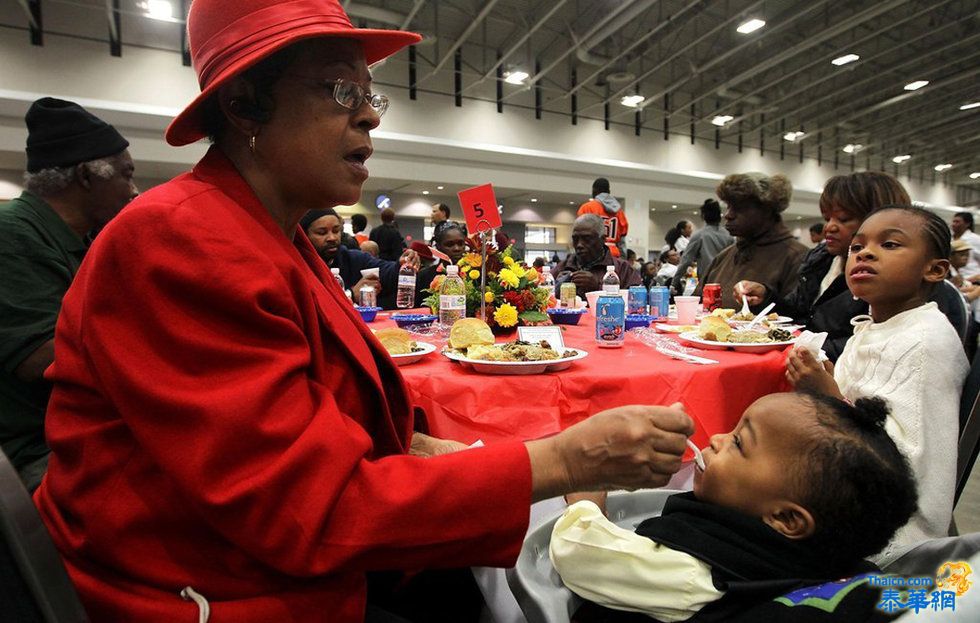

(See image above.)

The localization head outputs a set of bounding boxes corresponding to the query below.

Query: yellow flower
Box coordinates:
[499,268,520,289]
[484,291,495,303]
[511,264,526,279]
[462,253,483,268]
[469,270,480,280]
[525,268,539,283]
[503,256,515,266]
[494,303,518,327]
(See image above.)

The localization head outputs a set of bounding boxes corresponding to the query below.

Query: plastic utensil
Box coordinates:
[745,302,776,332]
[738,283,751,318]
[687,440,705,471]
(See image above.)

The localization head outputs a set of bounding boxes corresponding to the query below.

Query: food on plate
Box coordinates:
[465,340,567,362]
[711,308,736,319]
[656,324,698,334]
[767,327,792,342]
[698,316,732,342]
[373,327,420,355]
[731,310,780,322]
[448,318,495,350]
[727,330,771,344]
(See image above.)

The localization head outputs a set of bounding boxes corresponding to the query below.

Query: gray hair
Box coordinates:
[23,157,116,196]
[574,213,605,236]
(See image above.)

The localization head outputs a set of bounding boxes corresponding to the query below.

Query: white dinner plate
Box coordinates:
[442,348,589,375]
[677,332,796,354]
[389,341,436,366]
[729,315,795,326]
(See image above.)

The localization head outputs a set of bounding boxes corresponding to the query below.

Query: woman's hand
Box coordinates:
[409,432,469,457]
[399,249,421,271]
[525,404,693,501]
[786,349,843,399]
[734,280,766,306]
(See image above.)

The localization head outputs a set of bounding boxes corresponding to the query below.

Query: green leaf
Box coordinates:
[518,310,548,323]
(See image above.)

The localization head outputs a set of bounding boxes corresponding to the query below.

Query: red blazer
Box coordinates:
[34,148,532,622]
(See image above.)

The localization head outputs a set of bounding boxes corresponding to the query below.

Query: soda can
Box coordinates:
[560,281,577,308]
[648,286,670,319]
[627,286,648,315]
[595,293,625,348]
[703,283,722,312]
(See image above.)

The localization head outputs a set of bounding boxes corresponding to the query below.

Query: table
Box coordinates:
[378,312,791,449]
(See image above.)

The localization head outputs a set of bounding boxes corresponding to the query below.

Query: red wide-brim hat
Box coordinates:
[166,0,421,146]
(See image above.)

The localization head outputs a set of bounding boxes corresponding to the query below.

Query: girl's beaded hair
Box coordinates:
[872,204,951,261]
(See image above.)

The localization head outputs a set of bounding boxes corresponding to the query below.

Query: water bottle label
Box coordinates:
[603,284,619,294]
[440,294,466,310]
[398,274,417,287]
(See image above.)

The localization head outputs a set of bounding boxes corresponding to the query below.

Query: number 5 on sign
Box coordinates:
[458,183,503,234]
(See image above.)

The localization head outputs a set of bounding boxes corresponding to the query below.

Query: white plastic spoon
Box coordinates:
[687,439,705,471]
[745,302,776,332]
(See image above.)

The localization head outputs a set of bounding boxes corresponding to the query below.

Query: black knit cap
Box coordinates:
[25,97,129,173]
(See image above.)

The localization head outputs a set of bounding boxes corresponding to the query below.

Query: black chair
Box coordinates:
[956,350,980,507]
[0,449,88,622]
[934,280,970,345]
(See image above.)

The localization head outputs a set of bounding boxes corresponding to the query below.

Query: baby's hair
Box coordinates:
[793,393,917,569]
[873,204,951,261]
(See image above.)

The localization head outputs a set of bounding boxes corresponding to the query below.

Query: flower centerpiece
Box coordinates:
[423,242,554,331]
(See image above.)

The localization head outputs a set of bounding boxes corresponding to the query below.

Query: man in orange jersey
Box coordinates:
[577,177,628,258]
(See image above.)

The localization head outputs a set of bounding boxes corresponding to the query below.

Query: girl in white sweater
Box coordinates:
[787,205,968,565]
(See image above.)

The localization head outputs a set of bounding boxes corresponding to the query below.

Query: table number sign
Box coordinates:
[457,183,503,234]
[517,326,566,352]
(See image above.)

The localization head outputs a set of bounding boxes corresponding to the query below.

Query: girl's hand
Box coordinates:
[786,349,843,400]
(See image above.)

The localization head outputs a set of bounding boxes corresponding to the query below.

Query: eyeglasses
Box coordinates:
[289,77,389,117]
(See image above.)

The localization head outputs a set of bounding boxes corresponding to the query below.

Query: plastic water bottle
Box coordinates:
[331,267,351,302]
[439,265,466,327]
[602,265,620,294]
[396,262,417,309]
[540,265,556,301]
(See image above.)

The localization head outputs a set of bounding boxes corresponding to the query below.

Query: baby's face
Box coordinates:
[694,394,811,518]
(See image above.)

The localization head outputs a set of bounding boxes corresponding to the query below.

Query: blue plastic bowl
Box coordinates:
[391,313,438,328]
[355,306,382,323]
[625,314,655,330]
[546,307,587,325]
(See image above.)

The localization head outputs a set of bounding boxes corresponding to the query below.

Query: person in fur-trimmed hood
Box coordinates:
[697,172,807,309]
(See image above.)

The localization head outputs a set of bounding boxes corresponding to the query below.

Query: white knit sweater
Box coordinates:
[834,302,968,565]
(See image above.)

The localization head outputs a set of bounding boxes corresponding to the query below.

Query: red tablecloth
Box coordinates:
[379,312,791,449]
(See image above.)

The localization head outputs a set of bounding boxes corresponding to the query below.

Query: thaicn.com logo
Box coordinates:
[872,561,973,614]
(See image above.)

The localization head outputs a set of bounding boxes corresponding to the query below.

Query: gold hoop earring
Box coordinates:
[248,134,257,154]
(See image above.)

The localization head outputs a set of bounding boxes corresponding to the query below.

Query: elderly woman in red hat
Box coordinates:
[34,1,692,621]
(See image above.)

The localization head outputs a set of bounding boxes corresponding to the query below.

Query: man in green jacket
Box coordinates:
[0,97,137,491]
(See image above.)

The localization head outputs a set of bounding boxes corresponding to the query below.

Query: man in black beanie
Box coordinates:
[0,97,138,492]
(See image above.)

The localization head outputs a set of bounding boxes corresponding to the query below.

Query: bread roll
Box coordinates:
[374,327,414,355]
[698,316,732,342]
[449,318,495,350]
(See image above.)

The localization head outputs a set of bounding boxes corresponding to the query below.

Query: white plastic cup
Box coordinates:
[675,296,701,325]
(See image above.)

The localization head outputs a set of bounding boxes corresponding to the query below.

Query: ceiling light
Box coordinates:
[934,164,953,172]
[711,114,734,126]
[903,80,929,91]
[421,190,430,195]
[671,205,677,209]
[569,201,575,205]
[960,102,980,110]
[736,18,766,34]
[621,94,645,107]
[651,208,656,212]
[503,70,529,85]
[530,198,538,203]
[436,185,444,190]
[842,143,863,154]
[892,155,912,164]
[783,131,806,142]
[144,0,173,20]
[831,53,860,66]
[796,216,802,220]
[970,172,980,179]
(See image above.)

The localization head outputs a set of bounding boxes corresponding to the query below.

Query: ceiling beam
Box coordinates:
[701,0,954,122]
[16,0,42,45]
[682,0,912,116]
[400,0,427,30]
[463,0,571,92]
[106,0,120,57]
[422,0,502,79]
